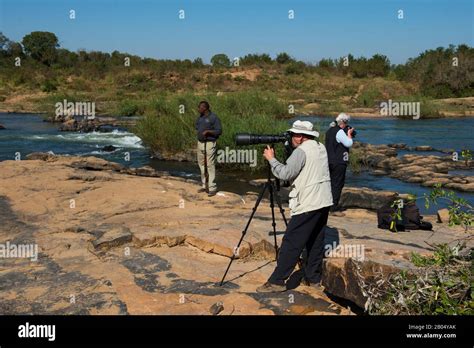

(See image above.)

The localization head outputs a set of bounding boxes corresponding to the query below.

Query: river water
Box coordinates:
[1,113,472,214]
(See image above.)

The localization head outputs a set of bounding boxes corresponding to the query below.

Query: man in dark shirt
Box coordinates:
[325,113,354,212]
[195,101,222,197]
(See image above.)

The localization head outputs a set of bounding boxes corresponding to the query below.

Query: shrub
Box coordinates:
[284,61,306,75]
[116,99,142,116]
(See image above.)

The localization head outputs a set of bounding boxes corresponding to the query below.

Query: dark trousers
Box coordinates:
[268,206,330,285]
[329,163,347,210]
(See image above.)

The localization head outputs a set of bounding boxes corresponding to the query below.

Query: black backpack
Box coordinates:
[377,201,433,232]
[377,205,405,232]
[403,202,433,231]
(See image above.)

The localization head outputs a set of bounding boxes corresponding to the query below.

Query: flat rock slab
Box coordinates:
[0,155,471,314]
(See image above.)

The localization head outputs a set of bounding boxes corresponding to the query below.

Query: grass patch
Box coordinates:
[114,99,145,116]
[356,86,383,108]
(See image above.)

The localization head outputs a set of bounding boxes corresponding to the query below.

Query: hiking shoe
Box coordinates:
[197,188,207,193]
[208,191,217,197]
[256,282,286,293]
[330,211,345,217]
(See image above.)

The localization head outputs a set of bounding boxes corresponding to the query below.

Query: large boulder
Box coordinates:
[322,258,401,308]
[339,187,398,210]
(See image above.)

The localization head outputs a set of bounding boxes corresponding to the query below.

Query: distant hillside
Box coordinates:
[0,31,473,117]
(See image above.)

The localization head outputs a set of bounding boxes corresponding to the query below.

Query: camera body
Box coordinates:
[343,125,357,138]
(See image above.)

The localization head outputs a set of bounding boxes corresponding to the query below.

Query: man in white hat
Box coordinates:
[325,113,355,212]
[256,120,333,293]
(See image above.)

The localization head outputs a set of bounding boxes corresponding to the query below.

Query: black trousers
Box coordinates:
[268,206,330,285]
[329,163,347,210]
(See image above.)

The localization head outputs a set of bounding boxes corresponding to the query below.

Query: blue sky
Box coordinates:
[0,0,472,64]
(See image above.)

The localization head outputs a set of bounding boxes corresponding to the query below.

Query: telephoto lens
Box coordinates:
[235,133,289,146]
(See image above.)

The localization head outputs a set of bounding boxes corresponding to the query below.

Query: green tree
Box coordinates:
[22,31,59,66]
[0,32,23,58]
[397,45,474,97]
[193,57,204,67]
[7,42,24,57]
[56,49,78,68]
[351,56,368,78]
[276,52,293,64]
[318,58,335,69]
[367,54,391,77]
[241,53,272,66]
[210,53,231,68]
[336,53,355,74]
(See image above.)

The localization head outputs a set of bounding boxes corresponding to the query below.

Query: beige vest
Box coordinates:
[288,140,333,216]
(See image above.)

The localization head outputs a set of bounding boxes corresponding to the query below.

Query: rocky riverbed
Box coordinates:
[354,142,474,192]
[0,154,471,314]
[46,113,136,133]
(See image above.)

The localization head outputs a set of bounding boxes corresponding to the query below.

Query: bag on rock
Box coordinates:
[377,205,405,232]
[402,202,433,231]
[377,201,433,232]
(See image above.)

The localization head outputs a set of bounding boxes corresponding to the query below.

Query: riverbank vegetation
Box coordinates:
[133,91,289,170]
[0,31,472,118]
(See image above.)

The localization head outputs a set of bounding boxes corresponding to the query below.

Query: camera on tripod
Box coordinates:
[220,132,293,286]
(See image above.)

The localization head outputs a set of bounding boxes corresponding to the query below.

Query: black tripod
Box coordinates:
[219,160,288,286]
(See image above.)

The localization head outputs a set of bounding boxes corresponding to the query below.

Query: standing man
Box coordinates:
[325,113,354,212]
[256,120,333,292]
[195,101,222,197]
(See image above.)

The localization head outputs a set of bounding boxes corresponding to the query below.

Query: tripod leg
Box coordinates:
[272,184,288,227]
[268,182,279,260]
[219,182,269,286]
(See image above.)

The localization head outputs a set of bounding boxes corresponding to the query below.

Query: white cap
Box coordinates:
[287,120,319,137]
[336,113,351,123]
